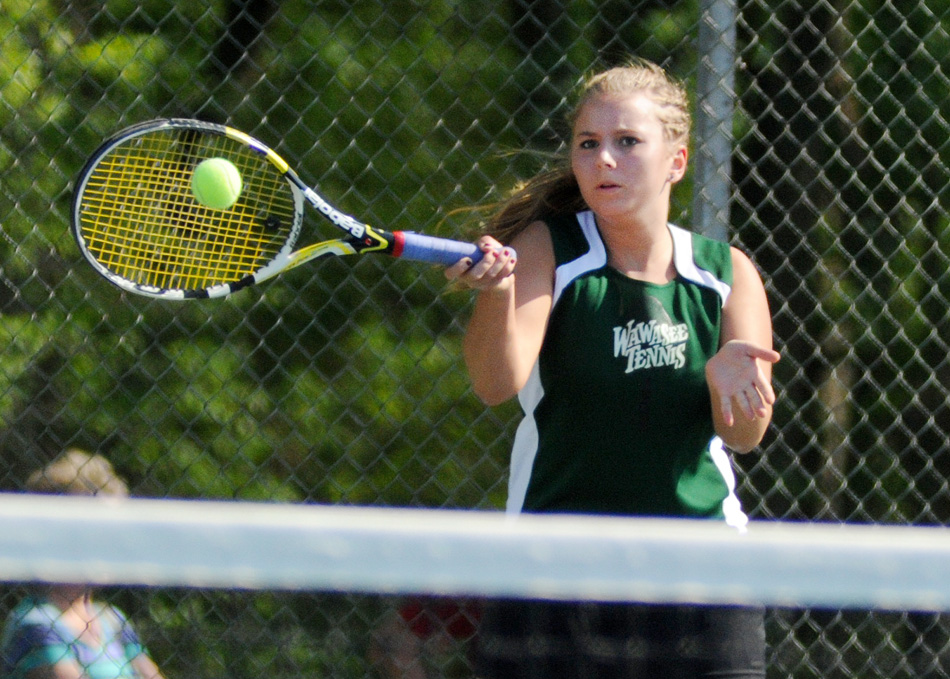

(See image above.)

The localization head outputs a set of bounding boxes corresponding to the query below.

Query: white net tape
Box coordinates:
[2,494,948,612]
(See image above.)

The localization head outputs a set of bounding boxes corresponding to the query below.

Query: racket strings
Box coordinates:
[78,130,297,291]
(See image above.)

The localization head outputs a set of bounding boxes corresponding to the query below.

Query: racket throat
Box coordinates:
[355,225,396,256]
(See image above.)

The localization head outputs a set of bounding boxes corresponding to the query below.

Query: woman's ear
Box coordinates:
[669,145,688,183]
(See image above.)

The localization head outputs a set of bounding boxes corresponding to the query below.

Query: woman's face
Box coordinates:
[570,92,686,223]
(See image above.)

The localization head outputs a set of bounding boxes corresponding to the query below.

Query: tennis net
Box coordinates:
[2,494,949,678]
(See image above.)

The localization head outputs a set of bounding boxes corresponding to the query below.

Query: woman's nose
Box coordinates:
[597,148,616,168]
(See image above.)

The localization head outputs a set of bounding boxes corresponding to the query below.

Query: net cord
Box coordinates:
[0,494,947,612]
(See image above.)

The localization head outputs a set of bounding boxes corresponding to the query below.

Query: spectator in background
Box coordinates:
[1,449,166,679]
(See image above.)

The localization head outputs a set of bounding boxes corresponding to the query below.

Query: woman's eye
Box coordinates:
[619,136,639,147]
[579,139,598,150]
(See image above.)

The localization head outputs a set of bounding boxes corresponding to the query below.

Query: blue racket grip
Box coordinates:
[395,231,485,266]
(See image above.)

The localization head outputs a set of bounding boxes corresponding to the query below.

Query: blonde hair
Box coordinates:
[484,58,690,244]
[26,449,129,497]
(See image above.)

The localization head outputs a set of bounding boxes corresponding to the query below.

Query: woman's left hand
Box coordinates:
[705,340,781,427]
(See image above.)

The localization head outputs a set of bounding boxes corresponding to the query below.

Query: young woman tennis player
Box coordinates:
[446,58,779,678]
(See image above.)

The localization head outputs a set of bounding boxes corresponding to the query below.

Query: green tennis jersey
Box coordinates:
[507,211,747,527]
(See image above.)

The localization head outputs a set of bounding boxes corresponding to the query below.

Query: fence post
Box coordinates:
[692,0,737,243]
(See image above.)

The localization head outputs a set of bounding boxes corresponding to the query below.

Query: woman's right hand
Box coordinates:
[445,236,517,292]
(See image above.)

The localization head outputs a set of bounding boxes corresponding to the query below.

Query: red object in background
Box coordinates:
[399,598,481,640]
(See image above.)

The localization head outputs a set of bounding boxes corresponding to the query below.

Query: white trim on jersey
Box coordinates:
[508,362,543,514]
[508,212,606,514]
[709,435,750,531]
[668,223,733,305]
[667,224,745,527]
[552,211,607,305]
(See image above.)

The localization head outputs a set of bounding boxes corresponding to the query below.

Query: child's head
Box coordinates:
[26,449,129,498]
[571,60,691,148]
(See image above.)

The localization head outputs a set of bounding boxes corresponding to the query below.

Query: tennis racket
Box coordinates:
[71,118,484,300]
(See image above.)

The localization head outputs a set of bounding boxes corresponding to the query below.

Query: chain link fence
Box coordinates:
[2,0,950,677]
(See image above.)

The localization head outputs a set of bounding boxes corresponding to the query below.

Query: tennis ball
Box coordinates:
[191,158,242,210]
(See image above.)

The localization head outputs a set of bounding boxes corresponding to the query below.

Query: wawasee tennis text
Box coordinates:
[613,320,688,372]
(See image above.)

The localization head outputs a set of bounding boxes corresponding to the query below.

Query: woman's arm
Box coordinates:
[446,221,555,405]
[705,248,781,453]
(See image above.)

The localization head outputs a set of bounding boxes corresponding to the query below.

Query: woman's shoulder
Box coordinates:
[536,211,598,265]
[668,223,734,288]
[672,224,732,259]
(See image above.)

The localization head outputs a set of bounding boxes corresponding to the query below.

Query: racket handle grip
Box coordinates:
[394,231,485,266]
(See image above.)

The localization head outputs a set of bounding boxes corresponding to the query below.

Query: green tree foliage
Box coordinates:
[0,0,527,509]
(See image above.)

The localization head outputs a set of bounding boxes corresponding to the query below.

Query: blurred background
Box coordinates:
[2,0,950,677]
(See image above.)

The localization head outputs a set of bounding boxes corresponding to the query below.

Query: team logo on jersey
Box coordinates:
[612,296,688,372]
